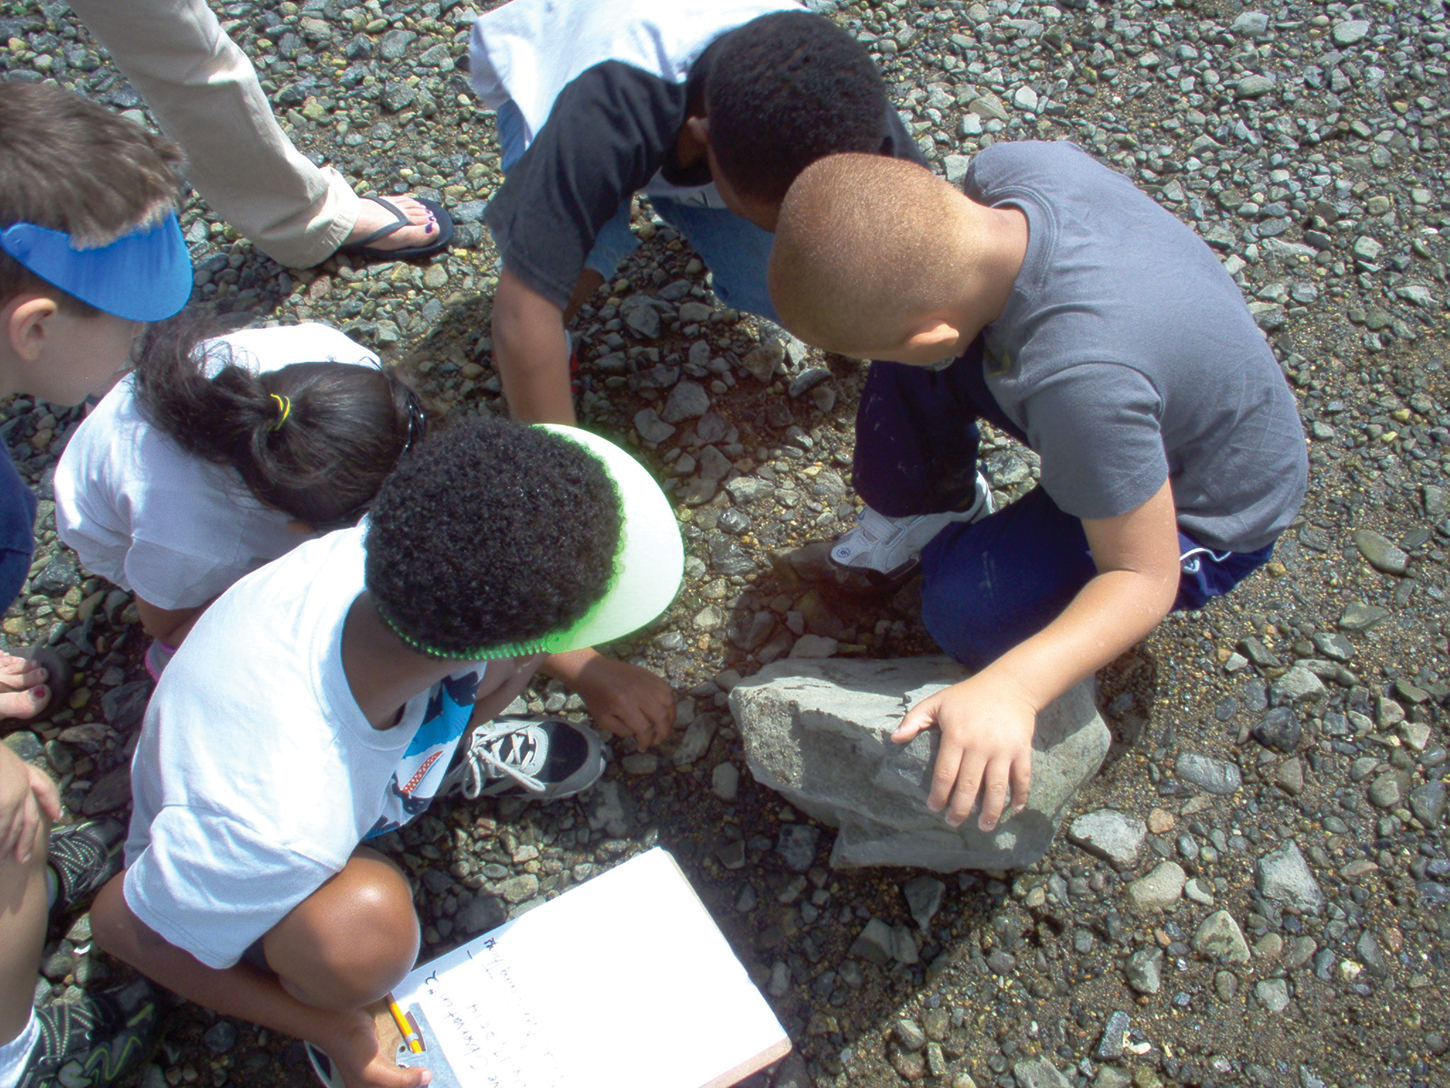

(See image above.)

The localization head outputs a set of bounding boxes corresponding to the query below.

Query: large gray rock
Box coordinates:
[728,657,1110,871]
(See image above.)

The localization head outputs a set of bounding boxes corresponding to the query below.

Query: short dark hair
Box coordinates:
[365,417,622,657]
[705,11,890,206]
[132,315,424,527]
[0,82,184,312]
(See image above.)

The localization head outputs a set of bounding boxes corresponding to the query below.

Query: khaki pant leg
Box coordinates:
[67,0,360,267]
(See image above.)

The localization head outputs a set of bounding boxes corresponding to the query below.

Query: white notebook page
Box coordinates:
[392,847,790,1088]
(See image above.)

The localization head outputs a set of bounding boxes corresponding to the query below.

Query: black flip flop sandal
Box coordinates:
[338,195,455,262]
[1,645,73,734]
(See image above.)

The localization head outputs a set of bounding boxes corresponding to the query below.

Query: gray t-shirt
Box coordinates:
[966,141,1307,553]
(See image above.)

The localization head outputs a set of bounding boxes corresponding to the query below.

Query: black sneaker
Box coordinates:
[16,980,158,1088]
[439,717,604,801]
[47,820,126,920]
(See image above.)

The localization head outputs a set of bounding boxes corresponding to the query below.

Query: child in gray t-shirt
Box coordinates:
[767,141,1307,835]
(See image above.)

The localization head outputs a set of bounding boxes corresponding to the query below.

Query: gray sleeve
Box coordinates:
[1018,363,1169,522]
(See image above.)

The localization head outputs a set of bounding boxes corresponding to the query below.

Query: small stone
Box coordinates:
[1274,758,1305,795]
[1192,910,1251,964]
[1175,752,1242,795]
[1332,19,1371,45]
[1094,1010,1131,1060]
[1252,707,1301,752]
[776,824,821,871]
[496,874,539,903]
[633,408,675,445]
[620,752,658,775]
[788,634,838,658]
[1011,85,1039,112]
[1067,809,1146,868]
[202,1022,237,1054]
[1230,11,1271,37]
[1013,1058,1071,1088]
[711,762,740,802]
[1353,530,1409,575]
[660,380,710,423]
[904,876,946,931]
[1339,602,1390,631]
[1125,861,1186,912]
[1409,782,1447,826]
[851,919,895,966]
[895,1019,927,1053]
[1368,772,1409,809]
[1273,666,1325,703]
[456,895,507,936]
[1125,946,1164,993]
[1255,977,1291,1013]
[1255,842,1324,914]
[1235,74,1275,98]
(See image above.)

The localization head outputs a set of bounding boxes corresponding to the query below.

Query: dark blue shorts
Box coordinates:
[854,352,1275,670]
[0,449,36,613]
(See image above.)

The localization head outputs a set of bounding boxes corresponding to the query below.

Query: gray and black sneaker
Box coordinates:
[47,819,126,920]
[439,717,604,801]
[16,980,158,1088]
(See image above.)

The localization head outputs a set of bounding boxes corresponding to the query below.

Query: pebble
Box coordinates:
[1175,753,1242,796]
[1255,978,1291,1013]
[1124,861,1186,912]
[1125,946,1164,994]
[1067,808,1146,868]
[1192,910,1251,964]
[1352,530,1409,575]
[1255,842,1325,914]
[776,823,821,871]
[711,762,740,802]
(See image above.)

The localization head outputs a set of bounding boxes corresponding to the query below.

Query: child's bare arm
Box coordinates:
[133,597,207,645]
[540,648,676,749]
[895,479,1181,829]
[491,268,577,425]
[90,876,428,1088]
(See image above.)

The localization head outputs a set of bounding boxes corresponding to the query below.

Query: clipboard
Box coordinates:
[374,848,791,1088]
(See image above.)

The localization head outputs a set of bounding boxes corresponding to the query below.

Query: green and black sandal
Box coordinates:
[47,819,126,920]
[16,980,159,1088]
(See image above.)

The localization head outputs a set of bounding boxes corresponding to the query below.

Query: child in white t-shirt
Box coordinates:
[54,320,421,675]
[88,417,684,1088]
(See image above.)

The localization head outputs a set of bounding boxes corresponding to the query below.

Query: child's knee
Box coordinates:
[267,851,418,1010]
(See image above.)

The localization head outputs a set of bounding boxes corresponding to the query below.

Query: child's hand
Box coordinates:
[571,657,676,750]
[0,743,60,863]
[323,1008,431,1088]
[892,673,1036,831]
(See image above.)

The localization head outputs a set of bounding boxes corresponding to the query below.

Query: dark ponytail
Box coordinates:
[131,315,426,527]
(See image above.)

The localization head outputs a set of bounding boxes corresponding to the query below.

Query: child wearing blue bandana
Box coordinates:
[0,82,195,1088]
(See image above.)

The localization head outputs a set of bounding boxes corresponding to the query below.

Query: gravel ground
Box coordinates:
[2,0,1449,1086]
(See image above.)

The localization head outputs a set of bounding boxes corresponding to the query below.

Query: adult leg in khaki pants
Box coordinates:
[67,0,441,268]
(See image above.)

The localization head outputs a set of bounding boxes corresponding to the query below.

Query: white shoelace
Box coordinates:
[453,723,548,798]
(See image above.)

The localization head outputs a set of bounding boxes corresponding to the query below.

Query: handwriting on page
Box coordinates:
[421,941,566,1088]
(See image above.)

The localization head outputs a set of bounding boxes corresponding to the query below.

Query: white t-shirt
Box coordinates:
[122,527,492,970]
[54,323,380,611]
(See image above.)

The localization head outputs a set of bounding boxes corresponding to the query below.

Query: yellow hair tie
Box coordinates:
[269,393,292,431]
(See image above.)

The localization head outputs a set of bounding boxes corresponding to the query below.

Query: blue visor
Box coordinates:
[0,212,192,321]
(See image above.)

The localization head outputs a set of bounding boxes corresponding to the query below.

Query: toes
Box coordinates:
[0,684,47,720]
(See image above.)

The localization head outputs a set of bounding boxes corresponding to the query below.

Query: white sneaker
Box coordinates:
[830,471,995,578]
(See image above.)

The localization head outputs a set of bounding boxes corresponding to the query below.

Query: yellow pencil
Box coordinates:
[387,995,424,1054]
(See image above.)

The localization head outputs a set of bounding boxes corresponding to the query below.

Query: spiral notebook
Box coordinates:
[378,847,791,1088]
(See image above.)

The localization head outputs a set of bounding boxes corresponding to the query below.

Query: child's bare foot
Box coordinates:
[0,651,51,721]
[339,195,453,260]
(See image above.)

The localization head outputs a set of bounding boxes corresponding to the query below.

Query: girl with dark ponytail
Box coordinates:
[54,317,426,675]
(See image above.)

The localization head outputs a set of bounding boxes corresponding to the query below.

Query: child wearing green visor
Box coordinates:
[90,417,684,1088]
[1,82,194,1088]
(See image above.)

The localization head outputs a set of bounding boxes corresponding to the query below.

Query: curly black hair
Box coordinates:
[364,416,623,657]
[705,11,890,206]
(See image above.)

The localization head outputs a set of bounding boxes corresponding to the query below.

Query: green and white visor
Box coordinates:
[454,424,683,660]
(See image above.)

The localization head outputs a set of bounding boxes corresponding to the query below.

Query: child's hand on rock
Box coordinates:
[892,672,1035,831]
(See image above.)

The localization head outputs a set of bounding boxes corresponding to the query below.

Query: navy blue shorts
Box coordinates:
[854,351,1275,670]
[0,449,36,613]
